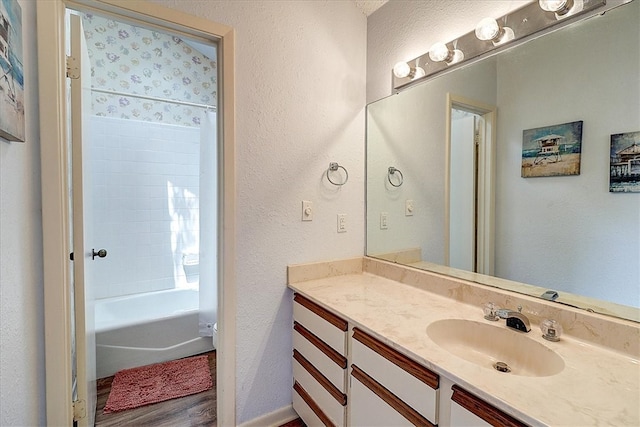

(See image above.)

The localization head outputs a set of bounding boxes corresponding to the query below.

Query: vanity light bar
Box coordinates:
[392,0,614,91]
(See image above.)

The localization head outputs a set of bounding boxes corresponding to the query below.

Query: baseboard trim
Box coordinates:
[238,404,298,427]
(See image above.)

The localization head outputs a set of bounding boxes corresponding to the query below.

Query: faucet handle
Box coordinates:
[496,308,511,319]
[483,302,500,321]
[540,319,563,342]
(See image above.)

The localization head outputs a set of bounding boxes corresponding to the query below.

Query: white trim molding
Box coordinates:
[36,2,74,424]
[237,405,299,427]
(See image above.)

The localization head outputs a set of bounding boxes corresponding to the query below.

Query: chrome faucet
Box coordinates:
[496,305,531,333]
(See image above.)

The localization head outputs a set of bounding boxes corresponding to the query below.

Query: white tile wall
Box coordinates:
[89,116,201,299]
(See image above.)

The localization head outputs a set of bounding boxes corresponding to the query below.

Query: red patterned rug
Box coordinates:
[103,355,213,414]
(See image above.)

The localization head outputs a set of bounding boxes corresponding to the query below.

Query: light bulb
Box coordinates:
[393,62,411,78]
[428,42,450,63]
[475,17,515,46]
[539,0,569,12]
[429,42,464,66]
[475,18,500,41]
[539,0,582,19]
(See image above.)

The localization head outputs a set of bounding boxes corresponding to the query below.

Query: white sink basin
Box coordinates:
[426,319,564,377]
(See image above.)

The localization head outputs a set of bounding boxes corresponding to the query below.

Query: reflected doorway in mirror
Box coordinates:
[446,94,497,277]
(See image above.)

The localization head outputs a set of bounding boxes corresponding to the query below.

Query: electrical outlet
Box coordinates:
[337,214,347,233]
[380,212,388,229]
[302,200,313,221]
[405,199,414,216]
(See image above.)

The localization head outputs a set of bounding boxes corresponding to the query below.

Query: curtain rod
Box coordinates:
[91,87,217,111]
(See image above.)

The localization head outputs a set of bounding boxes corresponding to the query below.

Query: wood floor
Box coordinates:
[95,351,305,427]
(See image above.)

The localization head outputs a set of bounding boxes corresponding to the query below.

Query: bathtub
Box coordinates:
[95,289,214,379]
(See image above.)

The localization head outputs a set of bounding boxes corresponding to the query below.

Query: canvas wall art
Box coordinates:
[0,0,24,142]
[521,121,583,178]
[610,131,640,193]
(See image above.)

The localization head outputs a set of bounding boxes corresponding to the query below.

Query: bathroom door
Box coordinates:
[69,14,97,426]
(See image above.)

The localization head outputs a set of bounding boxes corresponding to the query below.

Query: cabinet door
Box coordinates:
[293,381,335,427]
[350,373,414,427]
[294,294,347,355]
[350,366,436,427]
[351,328,439,424]
[450,385,527,427]
[450,401,492,427]
[294,352,346,427]
[294,322,347,391]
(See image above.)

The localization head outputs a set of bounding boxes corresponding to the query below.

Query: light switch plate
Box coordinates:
[405,199,414,216]
[380,212,388,229]
[302,200,313,221]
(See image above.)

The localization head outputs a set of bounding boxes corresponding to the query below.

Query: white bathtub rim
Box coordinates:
[95,288,200,333]
[97,336,207,352]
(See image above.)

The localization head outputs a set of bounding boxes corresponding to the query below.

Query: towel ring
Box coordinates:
[388,167,404,187]
[326,162,349,186]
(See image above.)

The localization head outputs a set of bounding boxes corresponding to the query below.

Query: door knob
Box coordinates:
[92,249,107,260]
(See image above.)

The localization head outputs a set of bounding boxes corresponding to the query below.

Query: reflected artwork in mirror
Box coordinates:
[366,0,639,322]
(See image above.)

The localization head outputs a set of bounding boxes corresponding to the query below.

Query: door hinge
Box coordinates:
[66,55,80,79]
[474,130,481,146]
[72,399,86,421]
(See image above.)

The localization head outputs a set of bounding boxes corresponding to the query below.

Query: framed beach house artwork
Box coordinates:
[0,0,24,142]
[610,131,640,193]
[521,121,583,178]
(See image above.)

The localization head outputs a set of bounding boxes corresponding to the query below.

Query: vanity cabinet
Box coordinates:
[292,293,527,427]
[292,293,348,427]
[349,327,439,427]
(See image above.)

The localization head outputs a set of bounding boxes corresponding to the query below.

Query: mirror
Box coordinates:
[366,0,639,322]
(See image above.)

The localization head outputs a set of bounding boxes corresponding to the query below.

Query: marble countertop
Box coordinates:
[289,272,640,426]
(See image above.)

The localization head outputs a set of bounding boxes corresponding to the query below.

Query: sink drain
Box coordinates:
[493,361,511,373]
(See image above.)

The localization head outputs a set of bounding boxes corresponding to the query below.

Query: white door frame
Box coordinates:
[445,93,496,276]
[69,13,97,426]
[36,1,236,425]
